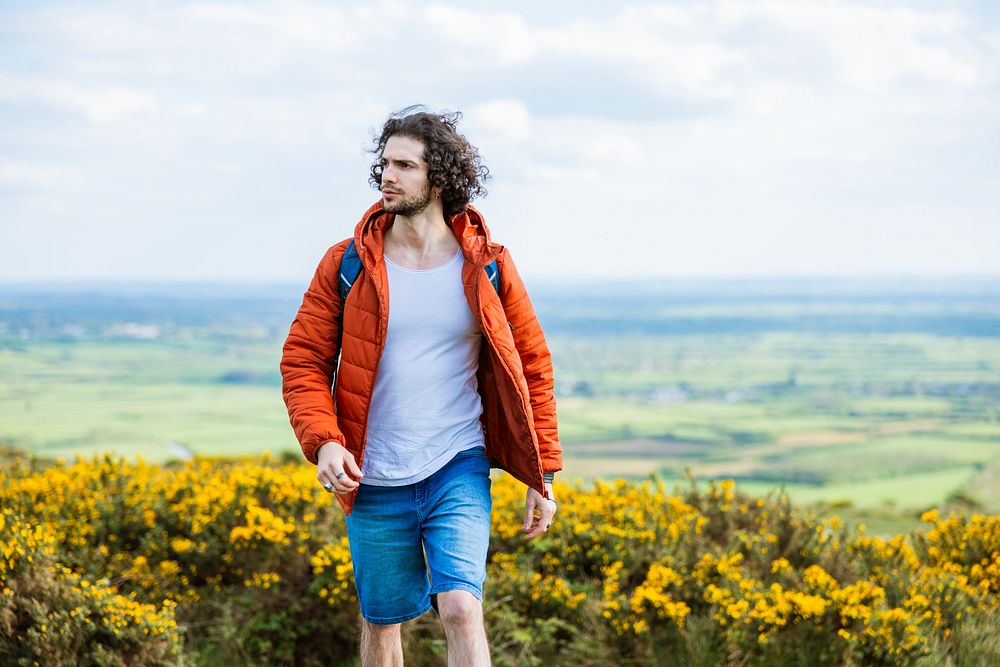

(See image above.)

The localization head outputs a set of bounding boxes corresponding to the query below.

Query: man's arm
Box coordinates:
[280,241,351,464]
[497,245,562,539]
[496,247,562,477]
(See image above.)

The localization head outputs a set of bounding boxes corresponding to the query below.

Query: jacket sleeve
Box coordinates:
[497,248,562,475]
[280,241,350,464]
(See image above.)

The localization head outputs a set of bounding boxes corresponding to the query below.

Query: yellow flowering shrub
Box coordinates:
[916,509,1000,599]
[311,536,356,605]
[0,454,358,665]
[2,452,999,666]
[0,508,180,666]
[629,562,691,631]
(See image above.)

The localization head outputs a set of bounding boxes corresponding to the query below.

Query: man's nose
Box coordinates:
[382,166,397,184]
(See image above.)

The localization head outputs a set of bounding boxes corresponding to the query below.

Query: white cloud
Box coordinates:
[0,0,997,280]
[466,99,533,142]
[533,1,991,103]
[0,160,84,189]
[756,1,980,88]
[542,5,741,95]
[422,4,537,65]
[0,73,160,123]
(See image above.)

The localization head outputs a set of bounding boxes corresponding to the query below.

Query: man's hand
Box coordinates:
[316,441,363,494]
[522,484,557,539]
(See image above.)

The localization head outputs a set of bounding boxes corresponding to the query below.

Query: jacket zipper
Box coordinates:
[355,254,390,471]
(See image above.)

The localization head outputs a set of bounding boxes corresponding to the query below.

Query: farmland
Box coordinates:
[1,277,998,523]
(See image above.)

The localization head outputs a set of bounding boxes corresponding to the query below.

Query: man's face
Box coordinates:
[379,135,434,217]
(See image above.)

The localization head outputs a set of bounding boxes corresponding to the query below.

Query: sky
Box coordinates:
[1,0,999,283]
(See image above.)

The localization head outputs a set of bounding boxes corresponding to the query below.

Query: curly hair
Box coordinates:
[369,105,490,217]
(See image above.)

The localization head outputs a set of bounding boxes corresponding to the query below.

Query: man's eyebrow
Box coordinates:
[382,156,420,167]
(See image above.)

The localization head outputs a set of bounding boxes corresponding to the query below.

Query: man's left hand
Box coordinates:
[522,485,557,539]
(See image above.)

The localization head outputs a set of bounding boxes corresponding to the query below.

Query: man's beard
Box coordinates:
[383,183,434,217]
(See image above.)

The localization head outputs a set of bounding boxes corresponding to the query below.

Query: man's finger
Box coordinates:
[332,470,359,491]
[523,521,546,539]
[522,500,537,531]
[331,475,357,494]
[521,499,557,539]
[345,454,363,479]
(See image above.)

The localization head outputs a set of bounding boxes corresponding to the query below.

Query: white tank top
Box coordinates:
[361,248,486,485]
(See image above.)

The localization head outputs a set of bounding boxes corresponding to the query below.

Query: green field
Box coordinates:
[2,280,998,522]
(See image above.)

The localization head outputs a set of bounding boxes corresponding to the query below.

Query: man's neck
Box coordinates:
[384,207,460,269]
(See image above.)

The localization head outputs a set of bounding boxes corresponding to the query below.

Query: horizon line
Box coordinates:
[2,272,1000,287]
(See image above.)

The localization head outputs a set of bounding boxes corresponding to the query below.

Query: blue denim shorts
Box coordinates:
[344,446,493,625]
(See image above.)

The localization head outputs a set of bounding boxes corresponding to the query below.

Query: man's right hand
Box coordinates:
[316,441,363,494]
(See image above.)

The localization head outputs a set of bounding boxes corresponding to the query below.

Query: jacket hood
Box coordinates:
[353,200,502,269]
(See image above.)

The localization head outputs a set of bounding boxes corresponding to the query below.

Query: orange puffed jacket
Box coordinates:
[280,200,561,515]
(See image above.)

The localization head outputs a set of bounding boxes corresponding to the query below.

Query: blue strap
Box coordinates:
[484,260,500,295]
[338,240,363,304]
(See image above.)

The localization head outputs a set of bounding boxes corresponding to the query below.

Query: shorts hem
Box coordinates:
[429,582,484,601]
[360,602,433,625]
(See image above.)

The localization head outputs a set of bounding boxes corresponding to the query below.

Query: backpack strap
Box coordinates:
[338,240,363,304]
[484,259,500,296]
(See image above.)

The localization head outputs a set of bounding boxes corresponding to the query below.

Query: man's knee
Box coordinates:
[437,590,483,630]
[362,619,401,638]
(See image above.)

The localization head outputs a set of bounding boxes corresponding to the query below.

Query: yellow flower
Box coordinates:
[771,558,792,574]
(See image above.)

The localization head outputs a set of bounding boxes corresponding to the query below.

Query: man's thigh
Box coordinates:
[420,448,493,604]
[345,484,432,625]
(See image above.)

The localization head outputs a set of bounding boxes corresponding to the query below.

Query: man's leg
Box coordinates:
[360,620,403,667]
[345,482,434,665]
[419,448,494,666]
[437,590,491,666]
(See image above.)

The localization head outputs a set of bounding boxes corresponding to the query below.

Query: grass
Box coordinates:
[1,380,296,461]
[2,329,998,514]
[725,467,978,508]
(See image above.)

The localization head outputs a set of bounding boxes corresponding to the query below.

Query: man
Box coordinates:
[280,107,561,666]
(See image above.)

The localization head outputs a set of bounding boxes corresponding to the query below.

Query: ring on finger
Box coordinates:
[322,481,334,492]
[335,471,346,480]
